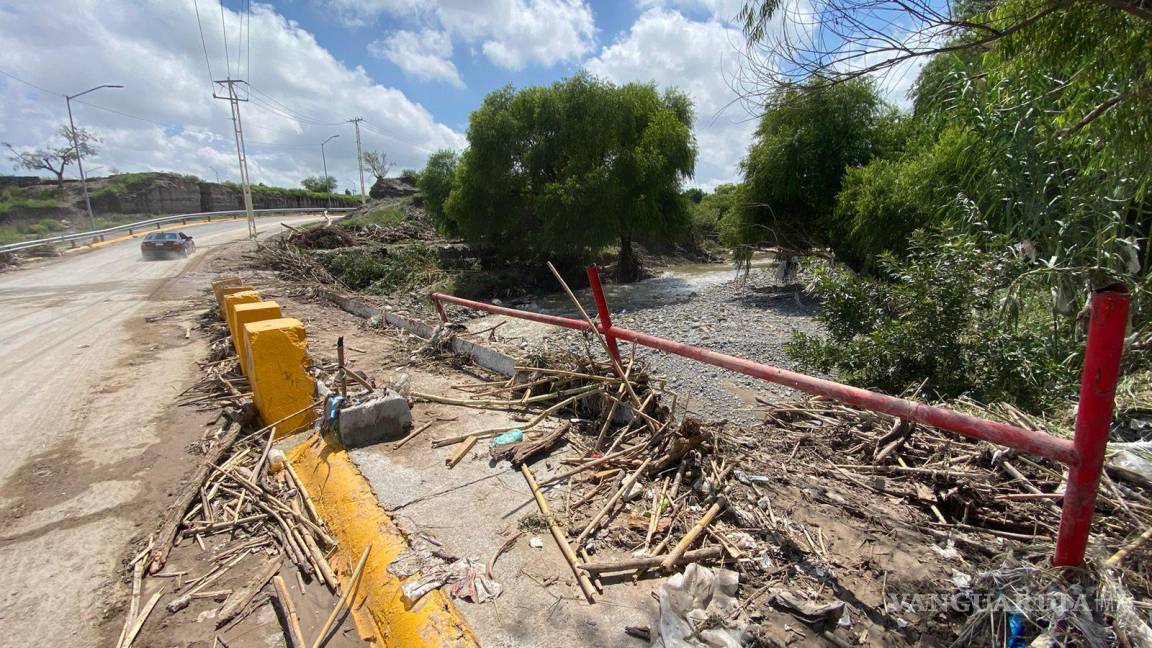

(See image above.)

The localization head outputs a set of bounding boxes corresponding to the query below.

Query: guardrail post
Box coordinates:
[585,265,622,367]
[1053,284,1130,567]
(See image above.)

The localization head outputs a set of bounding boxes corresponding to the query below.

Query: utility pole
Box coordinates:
[214,79,257,239]
[65,84,123,231]
[349,117,366,204]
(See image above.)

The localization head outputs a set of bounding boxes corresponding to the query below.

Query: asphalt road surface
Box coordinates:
[0,216,320,645]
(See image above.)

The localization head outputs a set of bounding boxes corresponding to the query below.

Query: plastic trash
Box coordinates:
[267,449,286,474]
[491,429,524,446]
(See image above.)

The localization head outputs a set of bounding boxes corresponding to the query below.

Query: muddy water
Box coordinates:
[521,252,778,316]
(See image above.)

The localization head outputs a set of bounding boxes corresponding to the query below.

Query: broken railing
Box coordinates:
[430,265,1130,568]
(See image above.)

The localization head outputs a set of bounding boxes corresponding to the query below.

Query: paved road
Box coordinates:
[0,216,318,645]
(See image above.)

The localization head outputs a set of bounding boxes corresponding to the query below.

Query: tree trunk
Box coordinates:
[53,169,64,189]
[616,231,641,283]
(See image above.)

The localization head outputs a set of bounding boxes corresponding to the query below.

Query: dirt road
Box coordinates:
[0,217,320,646]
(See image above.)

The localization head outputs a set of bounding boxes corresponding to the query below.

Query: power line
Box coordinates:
[246,86,344,126]
[220,0,231,78]
[192,0,215,90]
[0,68,61,96]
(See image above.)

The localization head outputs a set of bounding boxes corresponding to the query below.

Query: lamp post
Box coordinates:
[65,84,123,231]
[321,134,339,189]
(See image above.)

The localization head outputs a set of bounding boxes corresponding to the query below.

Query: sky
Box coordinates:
[0,0,919,194]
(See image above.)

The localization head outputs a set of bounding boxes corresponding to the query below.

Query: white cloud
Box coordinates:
[0,0,464,191]
[326,0,596,71]
[635,0,746,23]
[369,29,464,87]
[586,8,751,189]
[437,0,596,70]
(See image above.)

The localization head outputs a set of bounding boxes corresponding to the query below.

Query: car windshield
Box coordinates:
[145,233,180,240]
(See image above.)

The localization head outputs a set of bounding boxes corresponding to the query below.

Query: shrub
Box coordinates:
[321,245,446,294]
[786,225,1075,413]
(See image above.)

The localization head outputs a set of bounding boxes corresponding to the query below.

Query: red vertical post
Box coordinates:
[1053,284,1130,567]
[585,265,622,367]
[431,294,448,322]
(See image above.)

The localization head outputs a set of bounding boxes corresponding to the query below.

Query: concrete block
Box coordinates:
[337,390,412,448]
[231,301,282,375]
[216,284,251,318]
[244,318,316,436]
[211,277,242,315]
[223,290,261,355]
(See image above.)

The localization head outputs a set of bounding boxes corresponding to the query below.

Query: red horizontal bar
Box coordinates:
[430,293,1078,466]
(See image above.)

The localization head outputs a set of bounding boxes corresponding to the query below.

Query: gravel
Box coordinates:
[510,266,824,425]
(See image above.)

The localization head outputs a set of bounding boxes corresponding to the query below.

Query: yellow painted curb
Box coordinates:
[288,439,478,648]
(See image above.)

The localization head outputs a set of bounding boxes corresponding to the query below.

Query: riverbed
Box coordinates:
[466,255,823,424]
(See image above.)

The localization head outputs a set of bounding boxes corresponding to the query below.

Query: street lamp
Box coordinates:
[65,84,123,231]
[320,134,340,188]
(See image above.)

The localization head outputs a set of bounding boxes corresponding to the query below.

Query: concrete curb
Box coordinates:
[287,439,478,647]
[318,288,519,377]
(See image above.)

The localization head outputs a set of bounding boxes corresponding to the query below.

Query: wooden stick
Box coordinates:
[432,389,599,447]
[520,463,596,603]
[149,421,242,574]
[574,457,652,547]
[661,498,725,570]
[446,436,478,469]
[273,576,307,648]
[119,589,164,648]
[394,421,434,449]
[486,531,523,580]
[413,384,598,409]
[284,462,323,529]
[312,544,372,648]
[252,426,278,484]
[1106,526,1152,567]
[539,445,644,486]
[216,559,283,628]
[581,546,724,574]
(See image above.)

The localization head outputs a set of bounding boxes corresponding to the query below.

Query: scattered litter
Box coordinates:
[529,537,545,549]
[652,564,745,648]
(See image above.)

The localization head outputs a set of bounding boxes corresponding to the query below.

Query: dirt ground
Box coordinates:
[0,216,334,647]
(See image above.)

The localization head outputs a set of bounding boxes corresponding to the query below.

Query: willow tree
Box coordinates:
[445,73,697,281]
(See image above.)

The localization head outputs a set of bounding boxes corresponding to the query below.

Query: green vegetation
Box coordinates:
[300,176,337,193]
[788,226,1072,412]
[416,150,457,234]
[724,0,1152,415]
[322,245,446,294]
[338,206,405,228]
[445,73,696,281]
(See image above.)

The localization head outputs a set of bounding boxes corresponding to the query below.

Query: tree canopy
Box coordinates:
[728,78,892,256]
[300,175,337,193]
[417,149,458,234]
[4,126,99,188]
[445,73,697,280]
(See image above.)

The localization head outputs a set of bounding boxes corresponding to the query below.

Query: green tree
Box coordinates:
[417,149,458,234]
[730,78,887,253]
[4,126,99,188]
[445,73,697,281]
[301,176,337,193]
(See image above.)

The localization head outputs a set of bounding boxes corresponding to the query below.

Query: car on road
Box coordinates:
[141,231,196,260]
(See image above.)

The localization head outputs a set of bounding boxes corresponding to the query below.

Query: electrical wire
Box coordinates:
[220,0,231,79]
[192,0,215,89]
[0,68,61,96]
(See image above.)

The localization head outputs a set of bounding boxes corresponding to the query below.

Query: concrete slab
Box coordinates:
[348,367,661,648]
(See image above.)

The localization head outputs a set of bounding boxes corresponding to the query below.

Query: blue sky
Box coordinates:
[0,0,919,192]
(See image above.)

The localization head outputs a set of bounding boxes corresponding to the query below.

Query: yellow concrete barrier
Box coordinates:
[244,318,315,436]
[223,290,262,354]
[289,440,478,648]
[231,301,282,376]
[211,276,242,313]
[216,285,254,318]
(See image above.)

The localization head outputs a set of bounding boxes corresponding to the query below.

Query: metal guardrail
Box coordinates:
[0,207,357,254]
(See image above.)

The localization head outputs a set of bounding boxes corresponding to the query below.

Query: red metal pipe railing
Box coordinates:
[1053,285,1130,565]
[430,267,1131,567]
